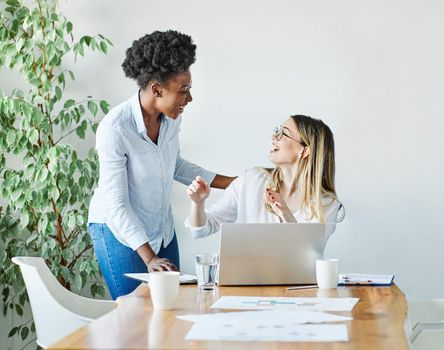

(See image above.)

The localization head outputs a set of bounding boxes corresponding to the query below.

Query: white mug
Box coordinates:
[149,271,180,310]
[316,259,339,289]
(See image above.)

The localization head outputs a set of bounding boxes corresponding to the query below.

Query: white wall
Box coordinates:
[3,0,444,304]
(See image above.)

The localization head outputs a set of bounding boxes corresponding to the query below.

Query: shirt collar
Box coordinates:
[130,91,147,136]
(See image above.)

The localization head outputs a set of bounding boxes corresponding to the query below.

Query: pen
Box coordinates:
[286,285,318,290]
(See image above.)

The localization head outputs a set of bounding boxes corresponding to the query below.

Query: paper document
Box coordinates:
[181,301,352,342]
[211,296,359,312]
[178,309,352,324]
[185,322,349,342]
[338,273,394,286]
[124,273,197,284]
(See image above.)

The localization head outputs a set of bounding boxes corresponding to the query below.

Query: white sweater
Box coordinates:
[185,167,341,238]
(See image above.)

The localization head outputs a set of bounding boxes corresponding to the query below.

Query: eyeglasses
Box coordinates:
[272,125,304,144]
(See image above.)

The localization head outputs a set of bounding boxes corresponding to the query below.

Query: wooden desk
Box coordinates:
[50,284,409,349]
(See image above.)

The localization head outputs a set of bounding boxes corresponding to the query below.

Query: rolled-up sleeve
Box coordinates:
[174,148,216,186]
[96,124,148,250]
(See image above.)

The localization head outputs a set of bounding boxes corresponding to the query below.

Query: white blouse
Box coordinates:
[185,167,341,238]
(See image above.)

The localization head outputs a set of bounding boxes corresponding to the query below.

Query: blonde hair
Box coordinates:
[265,115,338,222]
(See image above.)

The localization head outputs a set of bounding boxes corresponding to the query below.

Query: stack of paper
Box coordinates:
[179,296,358,342]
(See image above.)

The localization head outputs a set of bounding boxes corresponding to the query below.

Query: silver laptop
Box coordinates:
[218,223,326,286]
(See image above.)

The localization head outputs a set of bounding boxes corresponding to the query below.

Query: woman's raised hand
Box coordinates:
[187,176,210,203]
[265,187,297,223]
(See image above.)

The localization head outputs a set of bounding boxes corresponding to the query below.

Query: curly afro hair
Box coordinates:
[122,30,196,88]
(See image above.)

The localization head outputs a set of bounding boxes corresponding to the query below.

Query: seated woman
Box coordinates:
[185,114,343,238]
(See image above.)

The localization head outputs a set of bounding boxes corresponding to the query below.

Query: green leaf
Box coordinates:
[6,130,16,146]
[92,122,99,133]
[20,326,29,340]
[82,35,92,46]
[100,100,110,114]
[21,102,32,116]
[49,186,60,201]
[58,72,65,88]
[15,38,24,52]
[15,194,26,209]
[11,190,21,202]
[67,214,76,230]
[19,293,26,306]
[15,304,23,316]
[99,41,108,53]
[64,99,75,108]
[31,108,44,124]
[87,100,97,117]
[90,38,97,50]
[26,233,38,245]
[90,283,97,296]
[41,242,49,256]
[75,215,84,226]
[55,86,62,101]
[29,129,39,145]
[2,287,10,302]
[8,327,18,338]
[96,284,106,297]
[76,120,87,139]
[48,160,58,174]
[24,38,33,50]
[39,167,49,182]
[74,274,82,290]
[21,212,30,229]
[67,21,73,33]
[78,42,84,56]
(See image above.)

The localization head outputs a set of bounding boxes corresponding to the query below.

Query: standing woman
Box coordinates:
[88,30,233,299]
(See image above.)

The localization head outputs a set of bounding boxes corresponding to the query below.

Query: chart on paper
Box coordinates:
[211,296,359,311]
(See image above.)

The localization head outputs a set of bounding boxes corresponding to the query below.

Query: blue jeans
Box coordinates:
[88,223,180,300]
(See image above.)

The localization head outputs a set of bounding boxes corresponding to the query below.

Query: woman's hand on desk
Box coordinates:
[187,176,210,203]
[147,257,178,272]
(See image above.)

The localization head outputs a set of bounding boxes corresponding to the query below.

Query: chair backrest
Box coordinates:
[409,299,444,328]
[408,299,444,345]
[12,256,91,348]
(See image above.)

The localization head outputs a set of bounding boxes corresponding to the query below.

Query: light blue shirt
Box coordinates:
[88,92,216,252]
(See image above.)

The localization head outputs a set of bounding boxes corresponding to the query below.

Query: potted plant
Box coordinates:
[0,0,112,346]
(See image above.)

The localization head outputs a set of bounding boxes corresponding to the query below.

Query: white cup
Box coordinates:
[149,271,180,310]
[316,259,339,289]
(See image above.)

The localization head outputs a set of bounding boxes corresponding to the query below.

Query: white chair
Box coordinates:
[408,299,444,349]
[12,256,115,348]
